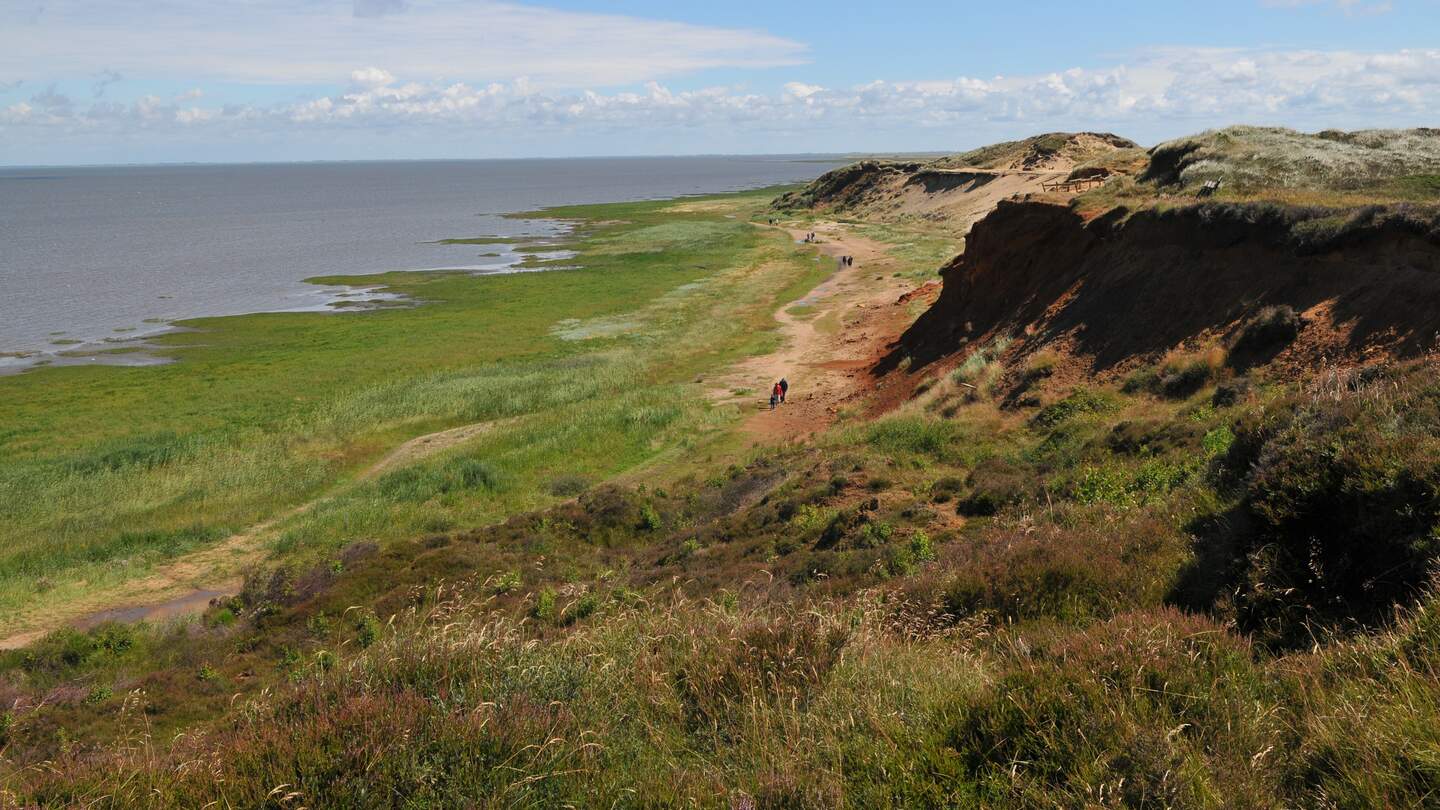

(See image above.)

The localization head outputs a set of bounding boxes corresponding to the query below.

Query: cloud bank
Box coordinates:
[0,0,808,88]
[5,47,1438,149]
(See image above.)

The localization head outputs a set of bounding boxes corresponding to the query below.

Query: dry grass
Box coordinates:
[1144,126,1440,197]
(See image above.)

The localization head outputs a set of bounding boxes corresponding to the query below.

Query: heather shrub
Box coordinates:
[1124,350,1226,400]
[1226,366,1440,644]
[940,511,1188,621]
[956,457,1033,517]
[1230,305,1302,368]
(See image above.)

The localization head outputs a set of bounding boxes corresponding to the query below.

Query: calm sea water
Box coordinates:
[0,156,841,370]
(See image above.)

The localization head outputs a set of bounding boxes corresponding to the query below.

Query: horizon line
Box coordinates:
[0,150,958,172]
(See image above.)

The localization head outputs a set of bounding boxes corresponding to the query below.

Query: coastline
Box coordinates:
[0,158,845,370]
[0,183,826,640]
[0,225,571,376]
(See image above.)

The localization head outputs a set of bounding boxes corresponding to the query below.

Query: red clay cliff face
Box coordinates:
[887,199,1440,379]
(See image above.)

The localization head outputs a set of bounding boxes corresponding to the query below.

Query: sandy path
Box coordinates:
[708,222,934,443]
[0,419,504,649]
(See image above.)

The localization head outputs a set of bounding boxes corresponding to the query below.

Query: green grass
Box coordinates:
[13,156,1440,806]
[0,186,826,631]
[843,221,963,275]
[11,358,1440,807]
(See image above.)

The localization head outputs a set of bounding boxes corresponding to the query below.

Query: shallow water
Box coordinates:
[0,156,842,369]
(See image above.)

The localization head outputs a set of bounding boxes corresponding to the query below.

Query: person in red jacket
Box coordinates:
[770,381,783,410]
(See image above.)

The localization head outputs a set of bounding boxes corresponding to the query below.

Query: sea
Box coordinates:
[0,156,843,372]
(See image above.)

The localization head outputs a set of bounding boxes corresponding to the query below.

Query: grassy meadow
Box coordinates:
[0,186,827,636]
[8,334,1440,806]
[9,137,1440,806]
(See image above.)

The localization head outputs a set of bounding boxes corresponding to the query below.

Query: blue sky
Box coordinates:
[2,0,1437,165]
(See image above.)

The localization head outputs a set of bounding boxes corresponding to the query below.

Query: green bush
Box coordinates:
[1226,367,1440,644]
[563,593,600,626]
[958,458,1032,517]
[534,588,558,623]
[1230,305,1302,366]
[354,613,381,648]
[910,530,936,563]
[640,503,663,532]
[1030,388,1116,429]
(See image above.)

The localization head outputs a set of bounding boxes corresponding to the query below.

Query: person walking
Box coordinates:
[770,381,783,410]
[779,377,789,404]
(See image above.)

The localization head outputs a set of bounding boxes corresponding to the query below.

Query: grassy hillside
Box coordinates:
[1143,126,1440,197]
[8,346,1440,806]
[7,130,1440,807]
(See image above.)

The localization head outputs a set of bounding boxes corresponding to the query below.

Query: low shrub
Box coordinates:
[1125,350,1226,400]
[1030,388,1117,429]
[947,609,1281,805]
[1224,365,1440,645]
[1230,305,1302,367]
[957,458,1033,516]
[547,474,591,497]
[939,511,1188,622]
[1212,376,1253,407]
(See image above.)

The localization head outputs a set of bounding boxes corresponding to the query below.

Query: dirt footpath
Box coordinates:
[707,222,939,444]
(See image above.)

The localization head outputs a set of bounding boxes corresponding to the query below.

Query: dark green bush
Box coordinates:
[1212,377,1253,407]
[1230,305,1302,367]
[1030,388,1116,429]
[1227,366,1440,644]
[957,458,1032,517]
[548,475,590,497]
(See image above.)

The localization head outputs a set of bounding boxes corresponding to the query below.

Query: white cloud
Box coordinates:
[0,1,808,88]
[783,82,825,100]
[350,67,397,88]
[5,46,1440,154]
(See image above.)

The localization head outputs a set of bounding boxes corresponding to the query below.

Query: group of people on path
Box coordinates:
[769,377,789,410]
[839,255,854,267]
[802,232,817,243]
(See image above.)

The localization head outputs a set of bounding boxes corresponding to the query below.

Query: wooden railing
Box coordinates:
[1040,176,1109,193]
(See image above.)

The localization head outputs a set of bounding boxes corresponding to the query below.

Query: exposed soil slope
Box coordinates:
[773,133,1144,235]
[891,199,1440,381]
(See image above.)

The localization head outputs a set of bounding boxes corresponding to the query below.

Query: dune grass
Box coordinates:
[0,186,828,634]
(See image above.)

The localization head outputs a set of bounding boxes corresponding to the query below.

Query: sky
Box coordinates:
[1,0,1438,165]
